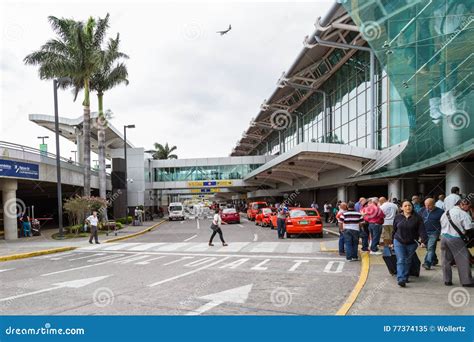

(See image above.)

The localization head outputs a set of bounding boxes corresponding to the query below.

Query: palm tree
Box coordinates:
[90,33,129,204]
[24,14,110,196]
[152,143,178,160]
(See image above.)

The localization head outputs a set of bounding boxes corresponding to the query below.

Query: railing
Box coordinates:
[0,141,106,174]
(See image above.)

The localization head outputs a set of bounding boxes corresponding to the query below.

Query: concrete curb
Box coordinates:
[0,246,77,262]
[104,219,166,243]
[335,251,370,315]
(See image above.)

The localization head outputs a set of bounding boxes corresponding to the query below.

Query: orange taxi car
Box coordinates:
[255,207,276,227]
[286,208,323,238]
[246,201,268,221]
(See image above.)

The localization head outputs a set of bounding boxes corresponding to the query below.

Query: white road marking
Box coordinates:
[287,242,314,254]
[186,284,253,315]
[219,258,250,269]
[323,261,345,273]
[184,234,197,242]
[163,256,194,266]
[253,234,258,242]
[48,251,78,260]
[0,268,14,273]
[238,224,244,228]
[135,256,166,265]
[251,259,270,271]
[0,276,110,302]
[249,242,279,253]
[88,254,125,263]
[288,260,309,272]
[68,253,105,261]
[154,243,188,251]
[180,220,184,224]
[114,255,151,264]
[104,243,141,251]
[196,220,200,230]
[41,254,144,277]
[128,243,166,251]
[214,242,250,253]
[148,257,230,287]
[184,257,217,267]
[184,243,211,252]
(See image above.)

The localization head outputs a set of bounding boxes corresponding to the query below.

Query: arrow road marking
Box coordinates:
[187,284,253,315]
[0,275,110,302]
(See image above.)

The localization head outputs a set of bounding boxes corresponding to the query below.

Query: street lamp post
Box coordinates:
[123,124,135,217]
[37,136,49,144]
[53,77,71,239]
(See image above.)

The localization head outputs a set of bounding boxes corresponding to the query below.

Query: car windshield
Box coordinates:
[170,206,182,211]
[290,210,314,218]
[222,209,236,214]
[253,203,267,209]
[262,208,272,214]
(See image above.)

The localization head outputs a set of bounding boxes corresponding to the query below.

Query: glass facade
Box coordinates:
[153,164,262,182]
[342,0,473,175]
[254,49,392,156]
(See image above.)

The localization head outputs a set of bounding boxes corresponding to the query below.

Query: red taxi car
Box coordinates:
[220,208,240,224]
[286,208,323,238]
[246,201,268,221]
[255,207,276,227]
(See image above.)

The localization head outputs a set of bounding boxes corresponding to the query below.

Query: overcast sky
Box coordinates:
[0,0,332,161]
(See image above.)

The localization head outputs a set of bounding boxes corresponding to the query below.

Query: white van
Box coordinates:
[168,202,185,221]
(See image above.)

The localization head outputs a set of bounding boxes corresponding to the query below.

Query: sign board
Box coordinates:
[0,159,39,179]
[190,188,220,193]
[39,144,48,156]
[187,180,233,187]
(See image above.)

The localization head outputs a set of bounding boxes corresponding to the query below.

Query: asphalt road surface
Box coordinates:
[0,217,360,315]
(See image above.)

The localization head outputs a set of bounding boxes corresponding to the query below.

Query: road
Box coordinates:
[0,217,360,315]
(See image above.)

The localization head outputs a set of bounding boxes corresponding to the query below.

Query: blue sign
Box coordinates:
[203,181,217,186]
[0,159,39,179]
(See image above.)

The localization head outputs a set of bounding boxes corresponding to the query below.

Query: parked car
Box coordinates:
[286,208,323,238]
[168,202,185,221]
[246,201,268,221]
[255,207,276,227]
[220,208,240,224]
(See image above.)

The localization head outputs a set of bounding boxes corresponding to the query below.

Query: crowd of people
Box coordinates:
[335,186,473,288]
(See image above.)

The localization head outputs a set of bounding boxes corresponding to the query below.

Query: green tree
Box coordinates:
[152,143,178,160]
[90,33,129,205]
[24,14,110,196]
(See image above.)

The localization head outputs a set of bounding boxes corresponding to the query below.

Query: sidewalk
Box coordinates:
[349,247,474,315]
[0,220,164,258]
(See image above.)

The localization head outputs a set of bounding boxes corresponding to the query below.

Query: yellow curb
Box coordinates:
[336,251,370,316]
[104,219,166,243]
[319,242,338,253]
[0,246,77,262]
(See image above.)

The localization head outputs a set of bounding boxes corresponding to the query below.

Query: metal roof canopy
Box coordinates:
[29,113,134,158]
[231,3,372,156]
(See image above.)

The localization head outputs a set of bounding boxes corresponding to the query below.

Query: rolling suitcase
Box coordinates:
[382,247,397,275]
[409,252,421,277]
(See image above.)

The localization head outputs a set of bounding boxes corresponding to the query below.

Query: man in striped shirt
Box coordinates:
[339,202,364,261]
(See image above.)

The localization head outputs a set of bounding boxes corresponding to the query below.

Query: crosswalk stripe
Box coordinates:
[153,242,188,251]
[214,242,250,253]
[248,242,279,253]
[287,242,314,254]
[128,243,166,251]
[103,243,137,251]
[184,243,210,252]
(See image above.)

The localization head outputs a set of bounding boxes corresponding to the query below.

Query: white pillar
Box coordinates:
[337,186,347,202]
[446,162,474,197]
[388,179,401,201]
[2,179,18,240]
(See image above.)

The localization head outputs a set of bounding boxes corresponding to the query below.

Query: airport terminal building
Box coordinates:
[1,0,473,239]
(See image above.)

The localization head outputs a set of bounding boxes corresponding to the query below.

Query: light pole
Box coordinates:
[123,124,135,217]
[37,136,49,144]
[53,77,71,238]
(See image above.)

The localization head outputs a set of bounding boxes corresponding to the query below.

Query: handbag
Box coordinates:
[446,210,474,248]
